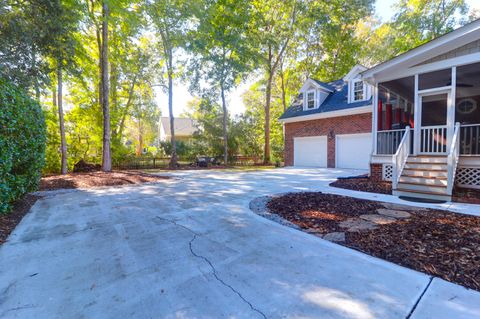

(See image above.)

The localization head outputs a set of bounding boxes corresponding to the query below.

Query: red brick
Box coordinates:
[370,163,383,180]
[284,113,372,167]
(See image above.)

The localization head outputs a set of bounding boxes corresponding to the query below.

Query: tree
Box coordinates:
[100,1,112,171]
[188,0,257,165]
[252,0,299,164]
[146,0,192,168]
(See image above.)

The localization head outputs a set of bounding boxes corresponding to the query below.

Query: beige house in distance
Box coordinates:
[159,117,198,143]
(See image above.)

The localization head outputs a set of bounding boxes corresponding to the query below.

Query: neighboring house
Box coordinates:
[281,19,480,201]
[279,64,374,170]
[159,117,198,143]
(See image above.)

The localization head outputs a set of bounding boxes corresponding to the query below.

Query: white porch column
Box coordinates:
[447,67,456,149]
[372,84,378,155]
[413,74,420,155]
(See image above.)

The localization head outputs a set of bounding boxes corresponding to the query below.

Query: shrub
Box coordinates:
[0,78,46,213]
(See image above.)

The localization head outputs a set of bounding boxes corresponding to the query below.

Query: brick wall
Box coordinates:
[284,112,372,167]
[370,163,383,180]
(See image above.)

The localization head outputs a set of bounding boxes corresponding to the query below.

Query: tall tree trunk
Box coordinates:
[220,83,228,165]
[168,70,177,168]
[101,1,111,171]
[57,63,68,174]
[264,71,273,164]
[279,63,287,112]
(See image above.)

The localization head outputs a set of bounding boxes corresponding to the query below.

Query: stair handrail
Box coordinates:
[447,122,461,195]
[392,126,411,189]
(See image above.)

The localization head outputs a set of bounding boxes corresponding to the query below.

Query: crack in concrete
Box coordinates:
[155,216,267,319]
[406,276,434,319]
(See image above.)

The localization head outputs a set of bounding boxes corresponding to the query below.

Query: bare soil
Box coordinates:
[267,192,480,291]
[0,195,40,245]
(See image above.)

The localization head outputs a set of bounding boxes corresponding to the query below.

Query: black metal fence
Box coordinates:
[112,156,264,170]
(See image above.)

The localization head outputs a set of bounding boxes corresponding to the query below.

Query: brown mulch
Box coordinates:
[330,177,480,204]
[39,171,170,191]
[330,178,392,195]
[0,194,40,245]
[267,192,480,291]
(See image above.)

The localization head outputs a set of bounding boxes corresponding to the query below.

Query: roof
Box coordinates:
[160,117,197,136]
[279,79,372,120]
[362,18,480,81]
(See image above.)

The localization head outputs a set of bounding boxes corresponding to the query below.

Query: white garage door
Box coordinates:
[294,136,328,167]
[336,133,372,169]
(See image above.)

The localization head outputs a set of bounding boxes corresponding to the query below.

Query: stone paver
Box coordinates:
[339,218,377,231]
[360,214,397,225]
[377,208,412,219]
[323,232,345,242]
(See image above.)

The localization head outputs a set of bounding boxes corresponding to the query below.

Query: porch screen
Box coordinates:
[378,76,415,131]
[456,62,480,154]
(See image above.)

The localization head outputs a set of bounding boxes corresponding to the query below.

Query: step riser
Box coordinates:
[397,183,448,194]
[399,176,447,186]
[402,170,448,178]
[407,157,447,164]
[404,163,448,170]
[393,190,451,202]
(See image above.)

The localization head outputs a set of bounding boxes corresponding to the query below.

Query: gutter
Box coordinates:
[278,105,372,124]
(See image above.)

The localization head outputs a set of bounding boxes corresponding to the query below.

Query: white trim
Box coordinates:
[352,79,366,102]
[305,89,316,110]
[414,74,420,154]
[417,85,452,95]
[279,105,372,123]
[368,52,480,83]
[299,78,333,93]
[362,20,480,80]
[372,84,378,155]
[343,64,368,81]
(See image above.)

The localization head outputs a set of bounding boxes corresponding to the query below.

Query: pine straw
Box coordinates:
[267,192,480,291]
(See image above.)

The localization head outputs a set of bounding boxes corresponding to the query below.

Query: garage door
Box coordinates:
[336,133,372,169]
[294,136,327,167]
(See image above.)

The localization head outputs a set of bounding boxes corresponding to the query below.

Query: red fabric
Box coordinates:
[377,100,383,131]
[395,108,401,124]
[386,103,392,130]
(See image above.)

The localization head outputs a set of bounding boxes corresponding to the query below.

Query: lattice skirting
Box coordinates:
[382,164,393,181]
[456,167,480,189]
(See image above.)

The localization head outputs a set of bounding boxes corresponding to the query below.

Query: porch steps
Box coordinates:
[393,155,451,201]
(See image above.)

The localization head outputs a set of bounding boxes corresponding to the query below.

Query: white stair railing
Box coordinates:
[447,122,461,195]
[392,126,411,189]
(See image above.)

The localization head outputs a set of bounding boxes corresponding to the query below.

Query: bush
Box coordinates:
[0,78,46,213]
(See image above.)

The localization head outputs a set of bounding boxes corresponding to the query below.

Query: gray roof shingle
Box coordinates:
[279,79,372,120]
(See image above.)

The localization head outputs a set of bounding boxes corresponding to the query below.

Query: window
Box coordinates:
[353,80,364,101]
[306,90,315,109]
[457,98,477,114]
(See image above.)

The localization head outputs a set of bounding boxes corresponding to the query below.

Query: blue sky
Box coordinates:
[155,0,480,117]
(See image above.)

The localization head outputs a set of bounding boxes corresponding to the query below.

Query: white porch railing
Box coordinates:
[447,123,461,195]
[392,126,411,189]
[460,124,480,155]
[420,125,448,154]
[377,129,405,155]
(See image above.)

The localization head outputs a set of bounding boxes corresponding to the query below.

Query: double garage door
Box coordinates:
[294,133,371,169]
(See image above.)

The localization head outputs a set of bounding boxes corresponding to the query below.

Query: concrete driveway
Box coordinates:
[1,168,479,318]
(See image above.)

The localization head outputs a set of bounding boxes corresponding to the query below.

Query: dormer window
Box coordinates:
[306,90,316,109]
[353,80,364,101]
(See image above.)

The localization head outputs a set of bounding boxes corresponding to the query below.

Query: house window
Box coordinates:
[353,80,364,101]
[306,90,315,109]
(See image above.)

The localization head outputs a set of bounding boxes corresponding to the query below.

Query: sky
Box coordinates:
[154,0,480,118]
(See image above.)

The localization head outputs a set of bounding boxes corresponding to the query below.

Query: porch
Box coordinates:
[371,62,480,199]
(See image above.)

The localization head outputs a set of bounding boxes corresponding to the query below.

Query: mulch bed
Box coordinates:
[330,177,480,204]
[267,192,480,291]
[0,194,40,245]
[39,171,169,191]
